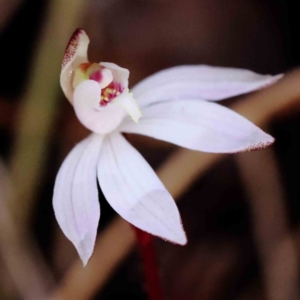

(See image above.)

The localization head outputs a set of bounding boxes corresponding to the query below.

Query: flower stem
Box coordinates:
[133,227,164,300]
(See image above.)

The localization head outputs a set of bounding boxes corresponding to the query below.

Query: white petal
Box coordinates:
[99,68,113,89]
[60,29,90,103]
[53,134,102,265]
[73,80,126,134]
[131,65,282,108]
[100,62,130,89]
[121,100,274,153]
[97,132,187,245]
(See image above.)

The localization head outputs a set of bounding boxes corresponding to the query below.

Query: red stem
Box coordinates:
[133,226,164,300]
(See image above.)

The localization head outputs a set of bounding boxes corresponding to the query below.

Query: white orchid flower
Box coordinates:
[53,29,282,266]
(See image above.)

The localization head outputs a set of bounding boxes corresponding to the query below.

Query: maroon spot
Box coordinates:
[100,82,124,106]
[234,139,275,153]
[90,70,103,83]
[61,28,84,70]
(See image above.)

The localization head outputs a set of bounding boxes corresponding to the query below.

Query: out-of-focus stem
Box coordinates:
[134,227,164,300]
[0,0,24,33]
[236,148,299,300]
[9,0,87,226]
[0,161,54,299]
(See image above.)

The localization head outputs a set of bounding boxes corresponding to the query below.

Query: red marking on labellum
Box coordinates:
[90,70,103,82]
[62,29,83,70]
[100,82,124,106]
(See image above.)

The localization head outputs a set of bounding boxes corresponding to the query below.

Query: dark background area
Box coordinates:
[1,1,300,299]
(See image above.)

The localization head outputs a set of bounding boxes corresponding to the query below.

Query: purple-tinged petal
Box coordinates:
[73,80,126,134]
[97,132,187,245]
[60,29,90,103]
[131,65,282,108]
[53,134,102,266]
[121,100,274,153]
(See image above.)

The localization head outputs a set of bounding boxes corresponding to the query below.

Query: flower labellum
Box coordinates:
[61,29,141,135]
[54,28,282,265]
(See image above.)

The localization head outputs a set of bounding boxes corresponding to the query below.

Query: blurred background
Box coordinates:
[1,0,300,299]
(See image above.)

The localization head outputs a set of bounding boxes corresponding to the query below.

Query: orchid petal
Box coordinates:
[60,29,90,103]
[100,62,130,89]
[73,80,126,134]
[97,132,187,245]
[53,134,102,265]
[131,65,282,108]
[121,100,274,153]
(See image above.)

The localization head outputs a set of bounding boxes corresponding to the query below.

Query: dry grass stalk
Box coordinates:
[9,0,88,226]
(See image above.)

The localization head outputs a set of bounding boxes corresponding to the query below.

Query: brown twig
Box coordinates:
[236,148,299,300]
